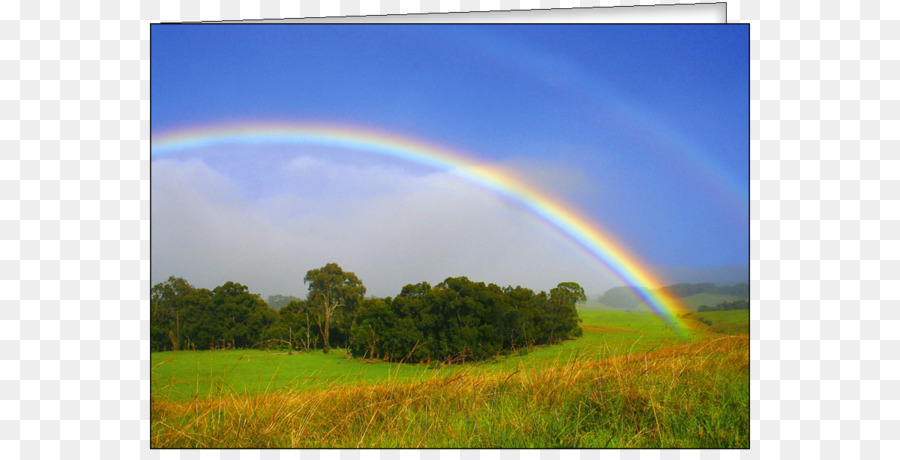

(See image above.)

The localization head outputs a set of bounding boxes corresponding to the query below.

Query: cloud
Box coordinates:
[151,152,619,300]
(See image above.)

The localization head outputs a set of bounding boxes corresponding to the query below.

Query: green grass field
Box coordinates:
[151,309,749,448]
[151,310,707,401]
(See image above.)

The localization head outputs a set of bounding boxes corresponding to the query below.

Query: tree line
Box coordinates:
[697,298,749,312]
[151,263,584,363]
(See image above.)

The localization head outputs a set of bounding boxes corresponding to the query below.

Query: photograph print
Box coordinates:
[150,23,749,448]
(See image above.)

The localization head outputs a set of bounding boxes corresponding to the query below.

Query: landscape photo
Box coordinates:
[150,24,750,448]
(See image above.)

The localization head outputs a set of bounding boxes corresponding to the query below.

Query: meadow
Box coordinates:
[151,309,749,448]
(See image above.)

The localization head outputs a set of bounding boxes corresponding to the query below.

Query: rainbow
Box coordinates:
[151,122,694,332]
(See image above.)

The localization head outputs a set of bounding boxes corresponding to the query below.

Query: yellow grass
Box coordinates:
[151,335,749,448]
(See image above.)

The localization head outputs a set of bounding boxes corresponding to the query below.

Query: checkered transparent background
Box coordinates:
[0,0,897,458]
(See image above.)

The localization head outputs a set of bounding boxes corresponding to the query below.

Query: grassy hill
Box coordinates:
[151,310,748,448]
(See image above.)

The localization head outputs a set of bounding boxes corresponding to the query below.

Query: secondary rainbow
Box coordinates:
[152,122,694,331]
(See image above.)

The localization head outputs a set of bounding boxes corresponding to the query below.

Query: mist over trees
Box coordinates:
[150,263,584,363]
[266,295,303,310]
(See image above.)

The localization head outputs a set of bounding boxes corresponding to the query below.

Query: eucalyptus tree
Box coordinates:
[303,263,366,354]
[150,276,196,351]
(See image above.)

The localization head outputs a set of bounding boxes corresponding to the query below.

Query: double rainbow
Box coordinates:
[151,122,693,332]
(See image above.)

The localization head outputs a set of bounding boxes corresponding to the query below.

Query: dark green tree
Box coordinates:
[178,287,213,349]
[150,276,196,351]
[277,299,320,350]
[548,282,586,343]
[208,281,274,349]
[304,263,366,354]
[349,298,395,359]
[349,277,587,364]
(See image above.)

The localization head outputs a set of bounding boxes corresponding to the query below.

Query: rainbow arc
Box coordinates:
[152,122,694,333]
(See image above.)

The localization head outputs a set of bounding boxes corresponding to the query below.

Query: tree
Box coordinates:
[278,299,319,350]
[150,276,196,351]
[208,281,273,349]
[349,298,394,359]
[548,282,586,343]
[348,278,587,363]
[550,282,587,305]
[304,263,366,354]
[150,276,280,351]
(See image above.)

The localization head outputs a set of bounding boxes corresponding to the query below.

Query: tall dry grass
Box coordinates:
[151,335,749,448]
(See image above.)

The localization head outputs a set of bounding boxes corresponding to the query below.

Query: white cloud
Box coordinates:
[151,154,620,299]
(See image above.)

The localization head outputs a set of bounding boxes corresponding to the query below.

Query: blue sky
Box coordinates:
[151,24,749,298]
